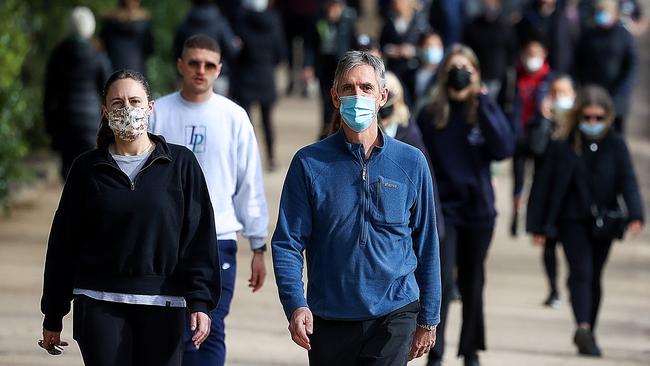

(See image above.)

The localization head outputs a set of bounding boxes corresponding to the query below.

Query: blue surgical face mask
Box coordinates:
[421,47,444,65]
[595,11,612,27]
[339,95,377,132]
[579,121,607,137]
[553,97,574,111]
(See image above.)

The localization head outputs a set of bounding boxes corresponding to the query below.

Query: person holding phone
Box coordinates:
[39,69,220,366]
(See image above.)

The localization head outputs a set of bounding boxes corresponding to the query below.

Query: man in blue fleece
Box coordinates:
[272,50,441,365]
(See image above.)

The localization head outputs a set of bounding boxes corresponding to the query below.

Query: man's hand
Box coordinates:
[190,312,211,349]
[288,307,313,350]
[408,325,436,361]
[249,252,266,292]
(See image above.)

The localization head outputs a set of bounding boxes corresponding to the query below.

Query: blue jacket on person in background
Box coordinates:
[272,129,441,327]
[417,94,516,228]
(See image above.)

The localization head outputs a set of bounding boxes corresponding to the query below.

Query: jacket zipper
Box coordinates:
[131,156,166,190]
[97,156,166,191]
[360,158,369,246]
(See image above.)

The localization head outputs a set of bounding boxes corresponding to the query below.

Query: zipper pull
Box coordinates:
[362,164,367,182]
[130,181,135,191]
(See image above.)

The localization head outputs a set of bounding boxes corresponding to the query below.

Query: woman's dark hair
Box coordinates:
[569,85,616,153]
[96,69,152,148]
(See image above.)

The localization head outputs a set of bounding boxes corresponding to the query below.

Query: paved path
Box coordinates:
[1,6,650,365]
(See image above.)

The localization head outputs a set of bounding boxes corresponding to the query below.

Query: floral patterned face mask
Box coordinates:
[107,106,149,142]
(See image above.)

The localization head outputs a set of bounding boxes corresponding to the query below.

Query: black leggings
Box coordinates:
[430,224,494,360]
[73,296,186,366]
[558,221,613,330]
[543,237,559,294]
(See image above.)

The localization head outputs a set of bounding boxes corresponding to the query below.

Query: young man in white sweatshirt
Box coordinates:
[149,34,269,366]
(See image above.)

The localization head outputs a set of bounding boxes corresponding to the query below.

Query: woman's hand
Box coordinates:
[190,312,211,349]
[627,220,644,236]
[532,235,546,246]
[40,329,68,354]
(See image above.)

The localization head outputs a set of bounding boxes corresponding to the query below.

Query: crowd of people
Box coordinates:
[39,0,646,366]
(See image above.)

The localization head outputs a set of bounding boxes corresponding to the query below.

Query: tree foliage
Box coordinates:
[0,0,189,205]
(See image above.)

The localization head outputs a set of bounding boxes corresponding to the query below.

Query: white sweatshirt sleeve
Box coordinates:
[233,110,269,250]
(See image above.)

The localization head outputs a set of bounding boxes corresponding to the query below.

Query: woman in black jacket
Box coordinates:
[527,85,644,357]
[231,0,286,171]
[417,45,516,366]
[39,70,220,366]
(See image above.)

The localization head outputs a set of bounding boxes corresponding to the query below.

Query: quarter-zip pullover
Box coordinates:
[41,134,220,332]
[272,129,441,327]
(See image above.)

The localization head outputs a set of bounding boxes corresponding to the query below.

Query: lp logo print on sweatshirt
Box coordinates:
[186,125,207,153]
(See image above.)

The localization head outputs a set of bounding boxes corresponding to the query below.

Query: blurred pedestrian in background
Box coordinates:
[516,0,575,73]
[44,6,111,180]
[574,0,637,132]
[526,74,577,308]
[402,31,444,109]
[275,0,322,96]
[428,0,464,47]
[40,69,220,366]
[527,85,644,357]
[463,0,517,99]
[380,0,431,83]
[509,37,552,237]
[150,35,269,366]
[100,0,154,75]
[230,0,287,172]
[417,45,516,366]
[173,0,241,95]
[303,0,357,139]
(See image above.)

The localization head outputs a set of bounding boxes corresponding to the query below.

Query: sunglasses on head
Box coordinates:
[582,114,605,122]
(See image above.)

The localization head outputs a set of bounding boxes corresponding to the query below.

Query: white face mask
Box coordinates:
[243,0,268,11]
[107,106,149,142]
[524,57,544,73]
[553,97,574,111]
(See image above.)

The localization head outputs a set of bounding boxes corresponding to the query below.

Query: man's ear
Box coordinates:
[176,58,183,75]
[215,62,223,79]
[331,87,341,109]
[378,86,389,107]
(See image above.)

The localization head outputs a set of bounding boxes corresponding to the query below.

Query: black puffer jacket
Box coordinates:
[100,12,154,74]
[44,37,112,150]
[230,9,287,105]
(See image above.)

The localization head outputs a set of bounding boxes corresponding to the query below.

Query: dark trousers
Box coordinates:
[558,221,613,330]
[238,101,276,161]
[308,301,419,366]
[512,145,528,198]
[429,224,493,362]
[72,296,185,366]
[543,237,560,294]
[183,240,237,366]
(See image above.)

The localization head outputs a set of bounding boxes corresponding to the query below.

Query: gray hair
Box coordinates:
[332,50,386,91]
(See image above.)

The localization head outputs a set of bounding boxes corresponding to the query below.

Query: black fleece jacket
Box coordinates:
[41,134,220,331]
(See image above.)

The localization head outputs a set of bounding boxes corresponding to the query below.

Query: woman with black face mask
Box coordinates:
[416,44,516,366]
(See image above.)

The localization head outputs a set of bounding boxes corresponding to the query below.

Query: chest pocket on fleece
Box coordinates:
[371,177,410,225]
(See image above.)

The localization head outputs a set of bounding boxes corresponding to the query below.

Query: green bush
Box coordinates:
[0,0,31,203]
[0,0,188,206]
